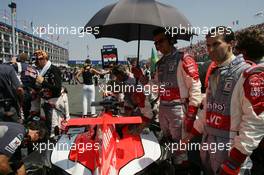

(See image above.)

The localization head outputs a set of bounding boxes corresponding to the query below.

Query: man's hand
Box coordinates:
[131,92,146,107]
[131,67,142,79]
[181,133,194,145]
[103,91,114,97]
[102,69,110,75]
[0,155,11,175]
[219,161,240,175]
[60,119,68,132]
[184,117,195,133]
[17,87,24,106]
[184,105,198,132]
[219,148,247,175]
[177,133,195,154]
[16,164,26,175]
[131,67,148,85]
[36,75,44,84]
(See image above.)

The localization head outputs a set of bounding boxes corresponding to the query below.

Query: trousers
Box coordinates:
[82,84,95,115]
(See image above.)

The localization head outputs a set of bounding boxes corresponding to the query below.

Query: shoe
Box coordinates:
[90,114,97,117]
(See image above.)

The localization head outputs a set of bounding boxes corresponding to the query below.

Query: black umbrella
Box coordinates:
[85,0,194,64]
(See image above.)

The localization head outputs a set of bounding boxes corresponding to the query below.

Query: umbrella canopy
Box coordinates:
[85,0,194,66]
[85,0,193,42]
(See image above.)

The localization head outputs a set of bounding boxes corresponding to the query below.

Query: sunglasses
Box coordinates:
[154,38,167,46]
[36,57,45,61]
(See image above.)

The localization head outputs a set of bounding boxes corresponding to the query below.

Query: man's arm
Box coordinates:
[16,87,24,106]
[9,65,24,104]
[0,155,12,174]
[91,68,110,76]
[233,74,264,155]
[16,164,26,175]
[180,55,202,132]
[181,55,202,107]
[9,66,24,120]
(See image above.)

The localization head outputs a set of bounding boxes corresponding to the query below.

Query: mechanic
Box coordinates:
[184,26,264,175]
[233,28,264,175]
[0,121,47,175]
[152,27,202,169]
[110,64,153,134]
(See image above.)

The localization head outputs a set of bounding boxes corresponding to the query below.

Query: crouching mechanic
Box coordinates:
[234,28,264,175]
[109,64,153,134]
[152,27,202,167]
[183,26,264,175]
[0,122,47,175]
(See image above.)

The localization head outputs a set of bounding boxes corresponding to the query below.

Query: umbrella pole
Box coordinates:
[137,24,141,68]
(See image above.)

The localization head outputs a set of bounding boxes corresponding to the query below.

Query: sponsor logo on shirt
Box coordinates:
[223,77,233,94]
[5,134,23,154]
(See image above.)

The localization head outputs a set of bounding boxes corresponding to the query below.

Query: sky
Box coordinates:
[0,0,263,61]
